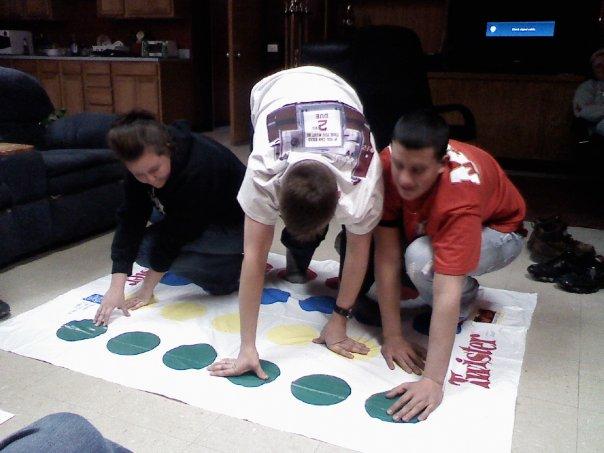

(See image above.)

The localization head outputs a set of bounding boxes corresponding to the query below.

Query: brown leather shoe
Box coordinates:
[528,216,595,262]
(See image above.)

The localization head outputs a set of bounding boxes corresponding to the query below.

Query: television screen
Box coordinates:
[485,21,556,38]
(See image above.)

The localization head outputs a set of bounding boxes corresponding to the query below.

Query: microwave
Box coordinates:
[0,30,33,55]
[141,40,177,58]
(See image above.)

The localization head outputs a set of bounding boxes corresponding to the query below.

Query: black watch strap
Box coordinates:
[333,305,354,319]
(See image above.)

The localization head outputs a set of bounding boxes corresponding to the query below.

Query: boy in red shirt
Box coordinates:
[374,110,525,422]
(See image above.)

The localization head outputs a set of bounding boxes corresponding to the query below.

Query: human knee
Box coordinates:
[404,236,433,282]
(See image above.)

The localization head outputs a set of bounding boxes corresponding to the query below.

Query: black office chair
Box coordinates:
[300,26,476,150]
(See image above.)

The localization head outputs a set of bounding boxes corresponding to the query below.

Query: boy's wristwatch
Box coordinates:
[333,305,354,319]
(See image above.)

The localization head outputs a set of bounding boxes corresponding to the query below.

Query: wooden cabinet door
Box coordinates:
[124,0,173,17]
[113,75,137,114]
[38,72,61,109]
[97,0,124,17]
[228,0,263,144]
[12,60,38,78]
[136,76,160,117]
[60,62,84,115]
[23,0,52,19]
[0,0,24,19]
[0,59,13,69]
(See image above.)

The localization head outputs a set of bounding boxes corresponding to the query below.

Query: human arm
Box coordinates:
[374,226,426,374]
[313,230,372,358]
[386,273,464,421]
[209,215,274,378]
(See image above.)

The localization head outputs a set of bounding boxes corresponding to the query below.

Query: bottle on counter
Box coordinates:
[69,34,79,56]
[22,38,30,55]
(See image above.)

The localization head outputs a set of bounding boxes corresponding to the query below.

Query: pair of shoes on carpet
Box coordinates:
[0,299,10,320]
[528,250,604,294]
[527,216,595,263]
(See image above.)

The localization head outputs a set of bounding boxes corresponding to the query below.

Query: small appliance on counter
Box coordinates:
[0,30,33,55]
[141,40,178,58]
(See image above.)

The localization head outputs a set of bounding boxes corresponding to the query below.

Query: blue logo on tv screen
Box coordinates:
[486,21,555,38]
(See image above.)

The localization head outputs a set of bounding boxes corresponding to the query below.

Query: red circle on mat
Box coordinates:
[325,276,340,290]
[276,268,318,281]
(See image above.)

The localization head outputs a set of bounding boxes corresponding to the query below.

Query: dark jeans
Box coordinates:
[0,413,130,453]
[136,221,244,295]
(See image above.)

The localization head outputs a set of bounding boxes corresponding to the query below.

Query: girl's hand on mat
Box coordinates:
[386,378,443,422]
[94,290,129,326]
[125,290,155,310]
[208,348,268,380]
[381,336,426,374]
[313,316,370,359]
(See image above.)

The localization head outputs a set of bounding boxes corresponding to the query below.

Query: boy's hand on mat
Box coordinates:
[381,336,426,374]
[208,348,268,379]
[125,290,155,310]
[313,316,370,359]
[386,377,443,422]
[94,289,129,326]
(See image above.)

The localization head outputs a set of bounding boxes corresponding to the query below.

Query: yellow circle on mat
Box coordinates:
[161,301,206,321]
[266,324,318,345]
[212,313,240,333]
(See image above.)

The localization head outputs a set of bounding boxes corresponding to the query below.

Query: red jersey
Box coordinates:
[381,140,526,275]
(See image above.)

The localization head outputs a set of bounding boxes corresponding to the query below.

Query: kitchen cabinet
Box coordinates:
[97,0,179,18]
[83,62,114,114]
[2,58,195,125]
[37,60,62,109]
[60,61,85,114]
[97,0,124,17]
[0,0,25,19]
[112,62,160,117]
[23,0,53,19]
[125,0,173,17]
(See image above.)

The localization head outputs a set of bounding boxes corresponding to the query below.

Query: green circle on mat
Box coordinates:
[226,360,280,387]
[291,374,351,406]
[365,392,419,423]
[107,331,160,356]
[56,319,107,342]
[162,344,217,370]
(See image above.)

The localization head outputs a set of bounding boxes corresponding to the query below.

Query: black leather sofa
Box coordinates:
[0,66,124,268]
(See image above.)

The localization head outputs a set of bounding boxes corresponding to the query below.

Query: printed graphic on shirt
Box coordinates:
[448,148,481,185]
[266,101,374,183]
[150,188,166,214]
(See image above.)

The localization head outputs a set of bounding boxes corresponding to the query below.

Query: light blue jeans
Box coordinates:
[0,413,130,452]
[405,228,524,318]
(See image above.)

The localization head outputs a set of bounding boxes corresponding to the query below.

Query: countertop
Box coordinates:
[0,54,191,62]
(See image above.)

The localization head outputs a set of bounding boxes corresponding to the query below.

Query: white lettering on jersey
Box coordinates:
[448,149,481,184]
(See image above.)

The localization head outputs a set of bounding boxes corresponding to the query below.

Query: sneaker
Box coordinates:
[0,300,10,320]
[527,249,595,283]
[528,216,594,263]
[557,256,604,294]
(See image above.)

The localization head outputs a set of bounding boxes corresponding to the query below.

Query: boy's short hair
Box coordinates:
[392,109,450,160]
[107,110,172,162]
[279,160,338,241]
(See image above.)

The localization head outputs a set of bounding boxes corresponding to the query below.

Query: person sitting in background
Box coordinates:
[573,48,604,137]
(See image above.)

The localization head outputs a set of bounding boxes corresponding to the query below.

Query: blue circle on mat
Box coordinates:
[261,288,291,305]
[160,273,192,286]
[299,296,336,314]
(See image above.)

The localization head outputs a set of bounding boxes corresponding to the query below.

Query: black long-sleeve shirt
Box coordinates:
[111,123,245,275]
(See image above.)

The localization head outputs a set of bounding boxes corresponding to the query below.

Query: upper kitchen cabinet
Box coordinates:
[0,0,64,20]
[97,0,125,17]
[97,0,184,18]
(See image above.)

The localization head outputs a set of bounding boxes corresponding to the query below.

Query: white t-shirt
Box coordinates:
[237,66,383,235]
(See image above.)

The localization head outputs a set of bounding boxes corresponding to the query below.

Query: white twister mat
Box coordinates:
[0,253,536,452]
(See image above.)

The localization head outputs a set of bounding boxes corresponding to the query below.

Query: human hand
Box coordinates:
[381,335,426,374]
[208,347,268,379]
[94,288,129,326]
[312,316,370,359]
[385,377,444,422]
[124,288,155,310]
